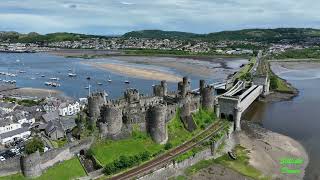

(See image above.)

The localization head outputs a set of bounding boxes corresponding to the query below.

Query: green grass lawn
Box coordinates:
[0,158,86,180]
[0,173,25,180]
[168,108,216,147]
[37,158,86,180]
[184,145,270,180]
[214,145,270,180]
[91,134,163,166]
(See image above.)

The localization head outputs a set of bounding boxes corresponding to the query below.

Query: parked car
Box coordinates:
[0,156,5,161]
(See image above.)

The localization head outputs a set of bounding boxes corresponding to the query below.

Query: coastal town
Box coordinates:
[2,32,318,56]
[0,85,86,162]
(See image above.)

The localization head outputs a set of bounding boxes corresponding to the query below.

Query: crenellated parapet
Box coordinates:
[124,88,140,103]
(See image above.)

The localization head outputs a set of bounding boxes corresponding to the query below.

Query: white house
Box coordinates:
[0,127,31,145]
[0,119,21,135]
[0,111,35,135]
[58,102,80,116]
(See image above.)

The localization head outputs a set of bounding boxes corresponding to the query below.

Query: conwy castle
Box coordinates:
[88,77,215,144]
[86,74,268,145]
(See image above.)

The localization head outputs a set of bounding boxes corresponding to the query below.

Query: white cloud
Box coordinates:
[0,0,319,34]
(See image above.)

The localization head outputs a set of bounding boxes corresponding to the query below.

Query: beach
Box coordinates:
[84,62,182,82]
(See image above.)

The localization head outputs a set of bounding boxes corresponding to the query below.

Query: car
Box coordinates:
[0,156,5,161]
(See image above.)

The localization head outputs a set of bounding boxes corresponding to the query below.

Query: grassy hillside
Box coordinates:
[123,28,320,42]
[2,28,320,43]
[0,31,105,43]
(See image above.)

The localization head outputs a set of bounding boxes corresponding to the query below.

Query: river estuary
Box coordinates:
[244,62,320,180]
[0,53,247,99]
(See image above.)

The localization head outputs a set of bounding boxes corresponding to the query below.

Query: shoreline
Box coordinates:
[239,122,309,180]
[47,49,249,60]
[83,62,182,82]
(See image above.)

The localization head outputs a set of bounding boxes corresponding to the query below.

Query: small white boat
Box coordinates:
[97,82,103,85]
[68,73,77,77]
[41,75,45,77]
[50,77,59,81]
[31,77,36,80]
[107,75,112,82]
[124,80,130,84]
[19,71,26,73]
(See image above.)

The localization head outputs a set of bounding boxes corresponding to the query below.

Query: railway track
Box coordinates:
[108,120,229,180]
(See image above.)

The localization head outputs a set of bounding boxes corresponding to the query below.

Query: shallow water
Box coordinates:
[244,65,320,180]
[0,53,247,99]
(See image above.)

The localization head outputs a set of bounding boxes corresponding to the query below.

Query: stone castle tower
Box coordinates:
[201,85,215,110]
[153,80,168,97]
[124,89,140,103]
[148,104,168,144]
[178,77,190,98]
[21,151,42,178]
[88,92,106,126]
[100,104,123,137]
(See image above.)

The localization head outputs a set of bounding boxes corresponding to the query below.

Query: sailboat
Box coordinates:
[68,67,77,77]
[68,72,77,77]
[107,75,112,82]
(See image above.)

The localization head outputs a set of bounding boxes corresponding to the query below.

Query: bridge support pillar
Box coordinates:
[215,104,220,118]
[234,108,242,131]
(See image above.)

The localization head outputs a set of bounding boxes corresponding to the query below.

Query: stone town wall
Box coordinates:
[0,156,21,176]
[0,137,94,178]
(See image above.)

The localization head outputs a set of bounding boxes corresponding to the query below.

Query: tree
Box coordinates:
[25,137,45,155]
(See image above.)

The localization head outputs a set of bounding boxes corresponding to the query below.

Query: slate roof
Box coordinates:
[42,111,59,122]
[0,126,29,139]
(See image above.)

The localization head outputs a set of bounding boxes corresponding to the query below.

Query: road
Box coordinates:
[108,120,229,180]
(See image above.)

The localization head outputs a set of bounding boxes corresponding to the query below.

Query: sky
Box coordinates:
[0,0,319,35]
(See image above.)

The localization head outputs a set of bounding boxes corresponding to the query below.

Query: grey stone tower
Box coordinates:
[21,151,42,178]
[178,76,190,98]
[124,89,140,103]
[100,105,123,137]
[153,80,168,97]
[201,86,215,110]
[88,92,106,126]
[149,104,168,144]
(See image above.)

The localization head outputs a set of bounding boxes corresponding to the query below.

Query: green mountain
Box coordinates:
[123,28,320,42]
[1,28,320,43]
[0,32,105,43]
[122,30,201,40]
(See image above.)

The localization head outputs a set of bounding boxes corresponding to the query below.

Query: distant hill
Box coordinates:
[0,32,105,43]
[122,30,201,40]
[1,28,320,43]
[123,28,320,42]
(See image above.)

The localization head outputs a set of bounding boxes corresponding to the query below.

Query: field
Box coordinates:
[213,145,269,180]
[91,133,163,166]
[167,108,216,147]
[0,158,86,180]
[182,145,269,180]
